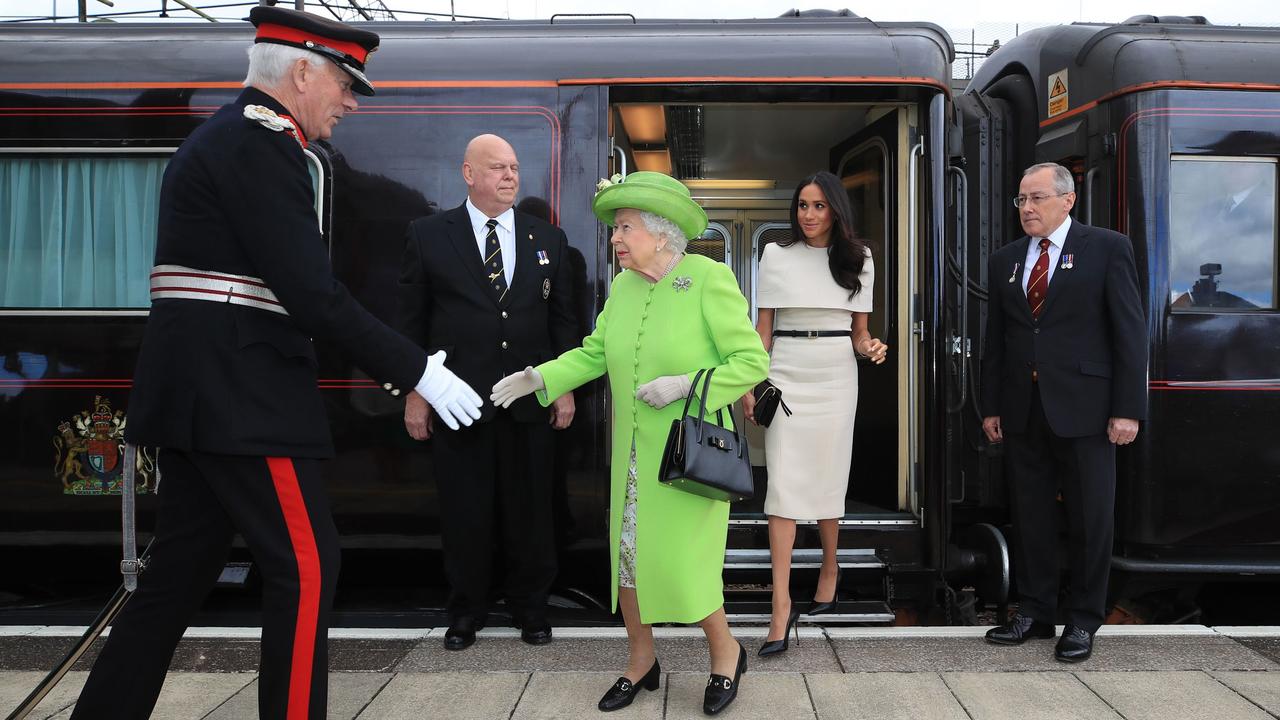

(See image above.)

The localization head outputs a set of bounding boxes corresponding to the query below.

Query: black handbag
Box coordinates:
[658,368,755,503]
[751,379,792,428]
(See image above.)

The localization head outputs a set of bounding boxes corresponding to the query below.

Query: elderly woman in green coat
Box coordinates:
[492,172,768,716]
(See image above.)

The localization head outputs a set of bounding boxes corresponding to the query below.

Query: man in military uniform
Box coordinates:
[399,135,578,651]
[70,8,481,719]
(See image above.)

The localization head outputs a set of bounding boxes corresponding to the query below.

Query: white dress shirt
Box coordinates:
[465,198,516,287]
[1022,215,1072,296]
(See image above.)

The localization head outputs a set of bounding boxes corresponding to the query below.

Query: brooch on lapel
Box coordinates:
[1060,254,1074,270]
[536,250,550,266]
[672,276,692,292]
[1008,262,1020,284]
[542,278,551,299]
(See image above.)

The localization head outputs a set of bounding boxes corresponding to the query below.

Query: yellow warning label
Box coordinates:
[1047,68,1069,117]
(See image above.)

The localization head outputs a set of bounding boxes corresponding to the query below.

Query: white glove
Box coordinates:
[491,366,545,408]
[636,374,692,409]
[413,351,483,431]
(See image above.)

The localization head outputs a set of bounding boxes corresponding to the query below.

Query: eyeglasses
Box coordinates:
[1013,192,1070,208]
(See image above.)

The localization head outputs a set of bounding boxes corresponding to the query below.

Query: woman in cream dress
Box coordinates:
[742,171,889,656]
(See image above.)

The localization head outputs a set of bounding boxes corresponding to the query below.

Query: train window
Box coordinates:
[1169,156,1277,311]
[689,221,731,264]
[0,152,324,311]
[0,154,167,309]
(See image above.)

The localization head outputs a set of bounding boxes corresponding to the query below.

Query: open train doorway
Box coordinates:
[607,94,918,524]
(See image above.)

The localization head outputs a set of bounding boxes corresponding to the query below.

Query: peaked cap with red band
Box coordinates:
[249,6,380,96]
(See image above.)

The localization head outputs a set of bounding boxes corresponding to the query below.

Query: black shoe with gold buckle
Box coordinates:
[703,643,746,716]
[598,659,660,712]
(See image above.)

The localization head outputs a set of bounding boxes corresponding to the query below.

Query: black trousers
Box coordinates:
[71,451,339,720]
[1004,387,1116,632]
[433,411,556,624]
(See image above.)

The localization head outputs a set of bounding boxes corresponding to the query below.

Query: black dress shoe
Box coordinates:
[808,566,843,616]
[444,617,483,651]
[520,624,553,646]
[758,606,801,657]
[1055,624,1094,662]
[985,613,1056,645]
[598,659,660,712]
[703,643,746,716]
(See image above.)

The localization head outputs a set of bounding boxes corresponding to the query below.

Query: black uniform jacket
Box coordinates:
[981,220,1148,438]
[126,87,426,458]
[398,204,577,424]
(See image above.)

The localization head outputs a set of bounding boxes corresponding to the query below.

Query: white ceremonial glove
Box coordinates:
[413,351,483,431]
[491,366,545,409]
[636,374,693,409]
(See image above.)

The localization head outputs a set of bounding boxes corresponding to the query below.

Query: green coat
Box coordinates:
[536,254,768,624]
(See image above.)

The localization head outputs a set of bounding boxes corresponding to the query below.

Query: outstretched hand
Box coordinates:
[491,366,545,408]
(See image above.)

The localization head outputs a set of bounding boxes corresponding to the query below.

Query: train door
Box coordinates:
[606,93,923,621]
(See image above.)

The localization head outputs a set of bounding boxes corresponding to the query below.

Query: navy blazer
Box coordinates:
[398,204,577,424]
[981,220,1148,438]
[126,88,427,457]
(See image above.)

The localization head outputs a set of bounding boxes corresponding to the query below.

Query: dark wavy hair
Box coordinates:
[780,171,869,298]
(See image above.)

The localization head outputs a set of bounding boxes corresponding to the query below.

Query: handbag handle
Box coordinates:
[677,368,744,457]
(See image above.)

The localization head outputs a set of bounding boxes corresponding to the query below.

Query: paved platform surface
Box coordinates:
[3,626,1279,719]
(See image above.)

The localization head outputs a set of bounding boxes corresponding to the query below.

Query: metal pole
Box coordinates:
[296,0,305,10]
[77,0,85,22]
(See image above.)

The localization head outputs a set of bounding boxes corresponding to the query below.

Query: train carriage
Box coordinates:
[0,12,956,622]
[1,10,1276,626]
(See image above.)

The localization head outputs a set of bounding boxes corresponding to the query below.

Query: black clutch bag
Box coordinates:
[751,379,792,428]
[658,368,755,503]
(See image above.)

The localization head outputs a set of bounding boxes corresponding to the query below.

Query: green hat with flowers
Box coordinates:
[592,171,709,240]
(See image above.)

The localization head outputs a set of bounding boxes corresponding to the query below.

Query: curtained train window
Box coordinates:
[0,152,323,310]
[0,154,167,309]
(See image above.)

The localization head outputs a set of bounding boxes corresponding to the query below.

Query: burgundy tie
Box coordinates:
[1027,238,1051,318]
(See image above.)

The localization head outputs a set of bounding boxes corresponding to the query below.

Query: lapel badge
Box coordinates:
[1060,254,1074,270]
[542,278,551,299]
[536,250,550,266]
[1008,262,1020,284]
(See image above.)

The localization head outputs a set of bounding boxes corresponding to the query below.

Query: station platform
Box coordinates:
[3,625,1279,719]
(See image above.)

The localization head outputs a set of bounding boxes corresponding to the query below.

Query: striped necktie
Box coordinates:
[1027,237,1051,318]
[484,218,508,299]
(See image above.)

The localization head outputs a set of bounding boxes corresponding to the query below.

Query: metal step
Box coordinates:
[728,514,918,528]
[726,599,895,624]
[723,547,885,571]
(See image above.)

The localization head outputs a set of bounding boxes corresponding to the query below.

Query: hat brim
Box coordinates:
[592,183,708,240]
[337,61,375,96]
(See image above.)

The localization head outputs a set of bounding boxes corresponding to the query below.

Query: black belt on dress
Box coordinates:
[773,330,847,338]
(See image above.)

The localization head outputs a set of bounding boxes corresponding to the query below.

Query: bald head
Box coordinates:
[463,134,520,217]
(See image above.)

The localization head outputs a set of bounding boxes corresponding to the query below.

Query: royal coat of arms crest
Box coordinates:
[54,395,155,495]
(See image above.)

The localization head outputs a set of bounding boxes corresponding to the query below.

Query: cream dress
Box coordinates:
[756,241,873,520]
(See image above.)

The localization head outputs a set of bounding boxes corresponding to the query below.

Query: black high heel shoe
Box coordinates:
[808,566,843,616]
[703,642,747,716]
[758,606,801,657]
[598,659,660,712]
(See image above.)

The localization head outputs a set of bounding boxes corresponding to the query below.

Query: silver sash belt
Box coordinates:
[149,264,288,316]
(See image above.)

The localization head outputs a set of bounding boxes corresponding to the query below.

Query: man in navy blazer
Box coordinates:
[981,162,1146,662]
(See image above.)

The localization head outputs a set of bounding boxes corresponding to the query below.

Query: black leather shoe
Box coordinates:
[444,617,482,651]
[703,643,746,716]
[520,624,553,646]
[1054,624,1094,662]
[598,659,660,712]
[758,606,801,657]
[985,613,1056,645]
[808,566,843,616]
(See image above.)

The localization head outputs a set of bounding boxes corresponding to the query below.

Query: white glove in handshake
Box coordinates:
[491,366,545,408]
[413,351,483,430]
[636,374,692,409]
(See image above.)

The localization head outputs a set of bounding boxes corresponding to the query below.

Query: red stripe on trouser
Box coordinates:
[266,457,322,720]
